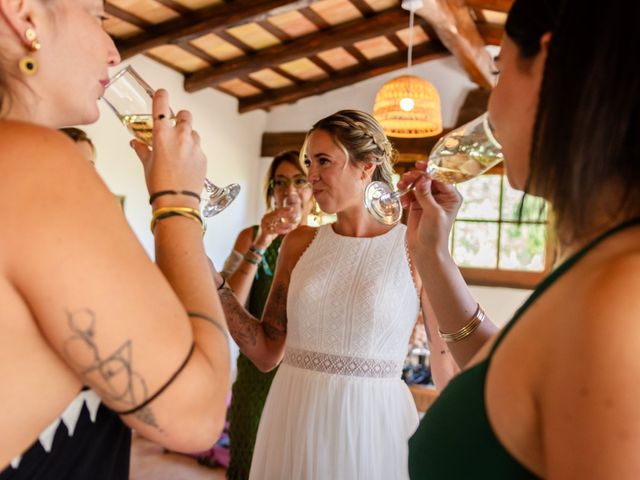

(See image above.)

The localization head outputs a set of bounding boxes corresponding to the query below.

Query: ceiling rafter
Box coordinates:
[464,0,512,13]
[111,0,297,60]
[238,41,449,113]
[416,0,495,89]
[105,3,153,30]
[184,7,415,92]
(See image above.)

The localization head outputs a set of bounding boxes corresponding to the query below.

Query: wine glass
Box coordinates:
[364,112,503,225]
[282,193,302,225]
[101,65,240,217]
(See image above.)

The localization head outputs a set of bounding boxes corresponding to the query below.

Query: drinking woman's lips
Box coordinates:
[99,79,110,88]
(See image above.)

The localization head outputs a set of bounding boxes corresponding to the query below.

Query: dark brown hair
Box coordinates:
[60,127,96,158]
[508,0,640,241]
[264,150,306,208]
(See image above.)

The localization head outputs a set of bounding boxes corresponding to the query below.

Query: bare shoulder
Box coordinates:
[582,249,640,323]
[278,225,318,270]
[0,120,80,168]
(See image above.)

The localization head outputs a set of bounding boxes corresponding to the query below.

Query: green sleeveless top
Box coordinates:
[227,228,282,480]
[408,217,640,479]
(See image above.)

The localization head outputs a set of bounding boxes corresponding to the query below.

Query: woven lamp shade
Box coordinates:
[373,75,443,138]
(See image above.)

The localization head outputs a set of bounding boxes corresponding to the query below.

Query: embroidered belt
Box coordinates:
[283,346,402,378]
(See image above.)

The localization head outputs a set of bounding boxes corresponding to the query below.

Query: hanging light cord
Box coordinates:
[407,7,415,71]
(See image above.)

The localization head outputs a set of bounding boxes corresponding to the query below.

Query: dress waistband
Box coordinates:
[283,347,402,378]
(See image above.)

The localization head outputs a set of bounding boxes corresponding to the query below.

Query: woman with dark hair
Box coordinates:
[215,110,450,479]
[404,0,640,477]
[221,150,313,480]
[0,1,230,478]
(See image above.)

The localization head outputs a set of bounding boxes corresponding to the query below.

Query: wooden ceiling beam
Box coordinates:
[261,130,451,157]
[105,3,153,30]
[238,41,449,113]
[184,8,412,92]
[464,0,512,13]
[114,0,297,60]
[416,0,495,90]
[477,22,504,46]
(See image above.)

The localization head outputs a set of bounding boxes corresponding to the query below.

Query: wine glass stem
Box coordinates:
[385,186,413,202]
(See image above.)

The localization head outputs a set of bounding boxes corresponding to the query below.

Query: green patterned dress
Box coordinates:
[227,229,282,480]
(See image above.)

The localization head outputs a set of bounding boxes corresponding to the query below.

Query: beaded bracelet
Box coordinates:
[249,245,266,256]
[243,253,260,265]
[438,304,486,343]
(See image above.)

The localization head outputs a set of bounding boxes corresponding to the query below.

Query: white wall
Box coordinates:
[83,55,267,266]
[469,286,531,327]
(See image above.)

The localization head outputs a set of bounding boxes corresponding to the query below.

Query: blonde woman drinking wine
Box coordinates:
[216,110,450,480]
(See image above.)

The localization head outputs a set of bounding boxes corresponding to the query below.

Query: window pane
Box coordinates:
[499,224,547,271]
[452,221,498,268]
[456,175,501,221]
[501,182,547,222]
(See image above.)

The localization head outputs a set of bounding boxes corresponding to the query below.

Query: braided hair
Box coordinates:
[303,110,397,187]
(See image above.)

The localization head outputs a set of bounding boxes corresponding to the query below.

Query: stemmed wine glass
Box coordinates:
[101,65,240,217]
[365,112,504,225]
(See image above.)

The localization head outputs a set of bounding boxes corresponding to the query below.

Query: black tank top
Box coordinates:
[409,217,640,479]
[0,388,131,479]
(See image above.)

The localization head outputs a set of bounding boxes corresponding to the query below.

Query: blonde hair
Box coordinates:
[302,109,396,186]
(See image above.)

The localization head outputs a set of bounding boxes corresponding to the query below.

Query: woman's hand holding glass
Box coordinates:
[102,66,239,216]
[130,90,205,205]
[255,198,300,247]
[398,161,463,256]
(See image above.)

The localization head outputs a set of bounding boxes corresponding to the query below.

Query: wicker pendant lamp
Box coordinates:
[373,0,443,138]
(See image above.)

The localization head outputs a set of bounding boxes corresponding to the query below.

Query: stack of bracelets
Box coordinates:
[149,190,204,234]
[243,245,266,265]
[437,303,486,343]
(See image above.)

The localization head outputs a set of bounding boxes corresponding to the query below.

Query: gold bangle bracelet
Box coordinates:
[151,207,203,233]
[438,304,486,343]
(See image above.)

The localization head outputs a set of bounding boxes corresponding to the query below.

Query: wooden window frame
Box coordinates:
[396,160,554,290]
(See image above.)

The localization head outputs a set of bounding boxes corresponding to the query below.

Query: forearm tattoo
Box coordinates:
[219,287,260,349]
[262,282,287,342]
[63,308,159,429]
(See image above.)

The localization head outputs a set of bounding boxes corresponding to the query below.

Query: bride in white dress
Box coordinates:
[218,110,447,480]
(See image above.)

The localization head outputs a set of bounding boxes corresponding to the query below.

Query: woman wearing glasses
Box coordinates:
[221,150,313,480]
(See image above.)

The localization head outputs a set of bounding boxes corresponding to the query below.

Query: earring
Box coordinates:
[19,28,41,76]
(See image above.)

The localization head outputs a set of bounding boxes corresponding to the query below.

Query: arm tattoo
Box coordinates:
[63,308,159,429]
[262,282,288,342]
[187,311,229,341]
[219,287,260,349]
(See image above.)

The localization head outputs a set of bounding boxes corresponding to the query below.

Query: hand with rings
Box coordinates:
[258,207,297,244]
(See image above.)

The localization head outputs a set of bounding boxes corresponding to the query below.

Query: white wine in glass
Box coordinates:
[364,112,503,225]
[427,112,503,184]
[102,66,240,217]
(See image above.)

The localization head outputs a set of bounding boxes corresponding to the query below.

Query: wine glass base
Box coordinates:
[364,181,402,225]
[203,183,241,217]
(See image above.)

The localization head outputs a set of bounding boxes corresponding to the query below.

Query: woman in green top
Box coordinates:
[399,0,640,477]
[222,151,314,480]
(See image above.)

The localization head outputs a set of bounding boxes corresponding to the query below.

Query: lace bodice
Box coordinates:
[286,224,419,363]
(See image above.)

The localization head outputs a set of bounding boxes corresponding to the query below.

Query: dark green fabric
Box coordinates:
[409,217,640,479]
[227,227,282,480]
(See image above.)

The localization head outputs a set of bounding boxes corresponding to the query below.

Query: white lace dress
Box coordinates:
[250,224,420,480]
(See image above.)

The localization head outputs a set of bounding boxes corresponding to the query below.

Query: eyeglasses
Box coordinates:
[270,176,309,190]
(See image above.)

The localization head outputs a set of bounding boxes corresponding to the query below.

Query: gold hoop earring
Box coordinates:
[19,28,40,76]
